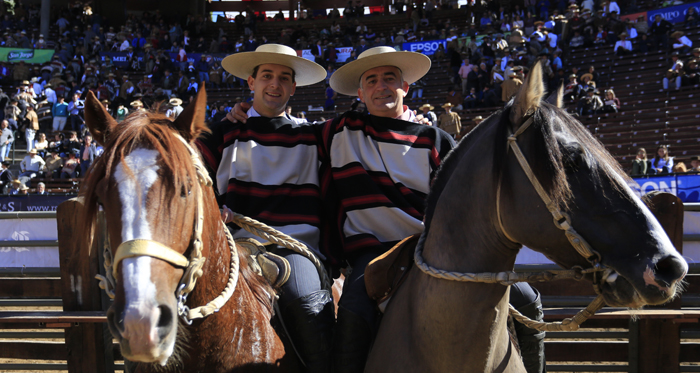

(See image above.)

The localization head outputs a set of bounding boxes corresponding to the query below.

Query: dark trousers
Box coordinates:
[274,247,323,307]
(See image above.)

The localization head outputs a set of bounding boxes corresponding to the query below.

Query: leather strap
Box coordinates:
[113,239,189,278]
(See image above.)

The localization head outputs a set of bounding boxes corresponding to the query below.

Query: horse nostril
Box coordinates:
[654,255,687,287]
[157,305,174,329]
[107,308,126,336]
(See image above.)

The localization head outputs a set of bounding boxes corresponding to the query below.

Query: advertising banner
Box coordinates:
[0,195,73,212]
[620,11,647,22]
[402,39,447,55]
[0,218,58,267]
[629,174,700,202]
[647,1,700,23]
[0,47,55,64]
[299,47,354,63]
[100,52,227,68]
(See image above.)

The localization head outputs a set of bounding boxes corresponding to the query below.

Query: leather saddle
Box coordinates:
[364,234,421,313]
[235,238,291,290]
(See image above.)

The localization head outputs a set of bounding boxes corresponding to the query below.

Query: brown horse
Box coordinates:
[80,87,300,372]
[366,63,688,372]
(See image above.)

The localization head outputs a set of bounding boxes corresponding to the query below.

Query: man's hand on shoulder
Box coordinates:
[225,101,251,123]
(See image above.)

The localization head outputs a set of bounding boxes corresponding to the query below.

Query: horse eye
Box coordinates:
[562,145,584,171]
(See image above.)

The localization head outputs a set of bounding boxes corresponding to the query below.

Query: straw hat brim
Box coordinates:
[581,73,594,81]
[221,50,326,87]
[169,98,183,106]
[419,104,434,110]
[330,48,431,96]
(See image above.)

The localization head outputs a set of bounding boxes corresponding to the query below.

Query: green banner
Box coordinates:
[0,48,55,64]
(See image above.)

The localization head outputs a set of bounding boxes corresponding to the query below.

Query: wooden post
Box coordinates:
[629,192,685,373]
[57,198,115,373]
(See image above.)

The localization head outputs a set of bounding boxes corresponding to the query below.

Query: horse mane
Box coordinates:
[79,109,275,315]
[423,100,628,233]
[79,110,197,251]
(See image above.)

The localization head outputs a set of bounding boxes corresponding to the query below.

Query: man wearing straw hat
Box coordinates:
[437,102,461,139]
[418,103,437,126]
[166,97,183,119]
[197,44,334,373]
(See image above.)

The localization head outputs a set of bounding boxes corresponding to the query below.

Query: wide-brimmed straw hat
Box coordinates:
[671,31,684,39]
[221,44,326,87]
[130,100,143,107]
[29,148,38,154]
[473,115,484,122]
[330,46,431,96]
[581,73,594,81]
[441,103,454,109]
[419,103,434,110]
[169,98,183,106]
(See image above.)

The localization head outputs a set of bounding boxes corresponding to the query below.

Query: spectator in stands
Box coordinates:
[67,93,84,132]
[502,71,523,102]
[689,156,700,172]
[24,104,38,152]
[602,89,620,113]
[614,32,632,56]
[663,52,684,91]
[683,58,699,86]
[33,132,48,158]
[6,179,22,195]
[650,145,673,174]
[577,87,603,116]
[62,131,81,156]
[0,160,13,192]
[4,99,20,132]
[445,87,463,110]
[418,103,437,126]
[410,78,426,100]
[649,14,673,51]
[60,149,80,179]
[638,33,653,54]
[45,151,63,178]
[463,87,479,109]
[79,134,97,177]
[0,120,12,162]
[19,148,45,183]
[685,7,699,28]
[167,97,184,119]
[324,83,337,111]
[673,162,687,173]
[438,102,461,139]
[52,96,69,132]
[36,182,46,195]
[671,31,693,55]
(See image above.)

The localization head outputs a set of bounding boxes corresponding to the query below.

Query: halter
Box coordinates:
[414,113,611,331]
[96,135,241,324]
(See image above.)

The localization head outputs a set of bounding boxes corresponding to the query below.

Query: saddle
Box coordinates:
[235,238,291,290]
[364,234,421,313]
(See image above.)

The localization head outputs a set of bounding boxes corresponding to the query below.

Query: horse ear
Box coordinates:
[545,83,564,108]
[172,83,208,142]
[510,61,545,125]
[83,90,117,146]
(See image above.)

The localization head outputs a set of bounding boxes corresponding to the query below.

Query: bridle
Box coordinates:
[414,113,612,331]
[96,135,241,324]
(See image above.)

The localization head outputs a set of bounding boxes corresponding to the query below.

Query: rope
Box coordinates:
[230,212,332,291]
[413,243,602,285]
[185,221,240,320]
[509,294,606,332]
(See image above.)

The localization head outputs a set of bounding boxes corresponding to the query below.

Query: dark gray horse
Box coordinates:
[366,63,688,372]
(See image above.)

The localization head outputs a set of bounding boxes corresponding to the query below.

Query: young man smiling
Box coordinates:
[196,44,333,373]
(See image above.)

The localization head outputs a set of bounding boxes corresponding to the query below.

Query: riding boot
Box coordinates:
[513,291,547,373]
[282,290,335,373]
[331,306,374,373]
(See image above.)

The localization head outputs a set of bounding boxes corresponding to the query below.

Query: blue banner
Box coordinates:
[630,174,700,202]
[99,52,228,68]
[402,39,447,55]
[647,1,700,23]
[0,195,73,212]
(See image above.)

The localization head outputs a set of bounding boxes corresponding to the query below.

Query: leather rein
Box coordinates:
[96,135,241,324]
[414,114,612,331]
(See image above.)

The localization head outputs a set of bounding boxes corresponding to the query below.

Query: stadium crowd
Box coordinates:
[0,0,699,194]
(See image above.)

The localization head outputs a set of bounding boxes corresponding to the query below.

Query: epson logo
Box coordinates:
[409,41,445,53]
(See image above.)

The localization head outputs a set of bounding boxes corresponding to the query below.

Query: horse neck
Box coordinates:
[422,122,519,275]
[184,192,281,366]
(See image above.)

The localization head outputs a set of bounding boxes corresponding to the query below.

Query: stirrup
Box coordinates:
[235,238,291,289]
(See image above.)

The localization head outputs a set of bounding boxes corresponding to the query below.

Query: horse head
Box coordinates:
[497,63,687,308]
[81,88,215,365]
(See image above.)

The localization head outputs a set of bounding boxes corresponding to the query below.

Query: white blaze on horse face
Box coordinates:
[114,148,161,343]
